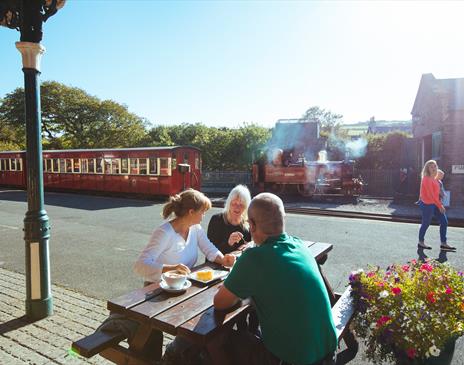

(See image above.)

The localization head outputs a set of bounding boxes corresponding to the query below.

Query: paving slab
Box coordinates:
[0,267,174,365]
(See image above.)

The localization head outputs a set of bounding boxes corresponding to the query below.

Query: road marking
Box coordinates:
[0,224,19,230]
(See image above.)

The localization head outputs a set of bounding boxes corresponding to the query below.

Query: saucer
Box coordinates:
[160,279,192,293]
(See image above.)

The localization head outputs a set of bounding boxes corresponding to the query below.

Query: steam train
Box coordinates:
[252,149,363,198]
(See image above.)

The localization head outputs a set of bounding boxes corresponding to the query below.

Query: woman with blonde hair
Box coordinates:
[417,160,455,251]
[134,189,236,284]
[207,185,252,254]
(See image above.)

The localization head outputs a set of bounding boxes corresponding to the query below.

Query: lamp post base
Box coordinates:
[26,296,53,320]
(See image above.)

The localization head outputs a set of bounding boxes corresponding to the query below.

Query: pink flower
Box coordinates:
[406,348,416,359]
[445,287,453,295]
[375,281,385,287]
[392,287,402,295]
[427,291,436,303]
[402,264,410,272]
[411,259,417,265]
[376,315,392,327]
[420,263,433,272]
[367,271,375,278]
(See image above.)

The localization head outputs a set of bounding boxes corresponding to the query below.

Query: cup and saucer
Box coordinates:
[160,271,192,293]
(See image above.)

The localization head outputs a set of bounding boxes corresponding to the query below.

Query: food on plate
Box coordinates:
[196,270,213,281]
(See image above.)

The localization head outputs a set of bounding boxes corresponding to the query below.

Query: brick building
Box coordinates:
[411,73,464,206]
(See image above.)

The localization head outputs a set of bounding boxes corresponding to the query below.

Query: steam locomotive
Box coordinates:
[252,149,363,198]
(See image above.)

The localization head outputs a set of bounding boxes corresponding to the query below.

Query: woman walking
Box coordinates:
[417,160,455,251]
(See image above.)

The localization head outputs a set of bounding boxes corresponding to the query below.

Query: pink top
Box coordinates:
[420,176,443,209]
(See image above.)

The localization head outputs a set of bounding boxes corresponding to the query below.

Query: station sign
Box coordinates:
[451,165,464,174]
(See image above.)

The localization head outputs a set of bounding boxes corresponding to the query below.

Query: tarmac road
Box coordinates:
[1,189,464,365]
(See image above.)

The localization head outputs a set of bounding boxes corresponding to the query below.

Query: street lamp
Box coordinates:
[1,0,65,320]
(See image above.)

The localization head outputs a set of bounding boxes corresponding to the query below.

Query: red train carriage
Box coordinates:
[0,146,201,197]
[252,150,363,198]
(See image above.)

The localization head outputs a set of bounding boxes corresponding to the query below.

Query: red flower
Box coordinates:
[376,315,392,327]
[402,265,410,272]
[427,291,436,303]
[367,271,375,278]
[420,263,433,272]
[392,287,402,295]
[406,348,416,359]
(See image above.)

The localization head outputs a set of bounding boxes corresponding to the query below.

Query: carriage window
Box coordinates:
[0,159,3,171]
[10,159,16,171]
[130,158,138,174]
[65,159,73,173]
[159,157,172,176]
[96,158,103,174]
[172,158,177,170]
[104,158,112,174]
[88,159,95,173]
[121,158,128,174]
[195,156,199,169]
[17,159,22,171]
[45,159,52,172]
[81,159,88,173]
[149,157,157,175]
[73,159,80,173]
[59,159,66,173]
[139,158,148,175]
[112,159,120,174]
[52,158,59,172]
[183,152,189,164]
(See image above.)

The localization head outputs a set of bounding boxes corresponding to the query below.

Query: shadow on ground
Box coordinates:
[0,189,160,211]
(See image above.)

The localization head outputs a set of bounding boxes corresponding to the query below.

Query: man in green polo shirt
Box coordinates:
[214,193,337,365]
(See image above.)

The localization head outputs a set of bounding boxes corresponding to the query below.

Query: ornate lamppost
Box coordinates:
[1,0,65,320]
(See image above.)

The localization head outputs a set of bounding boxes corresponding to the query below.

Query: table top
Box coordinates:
[107,240,333,345]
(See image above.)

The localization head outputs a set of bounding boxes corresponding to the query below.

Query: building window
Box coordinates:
[432,131,442,160]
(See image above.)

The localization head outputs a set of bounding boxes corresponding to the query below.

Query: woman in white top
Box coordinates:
[134,189,236,284]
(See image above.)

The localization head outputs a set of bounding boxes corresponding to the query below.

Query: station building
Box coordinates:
[412,73,464,206]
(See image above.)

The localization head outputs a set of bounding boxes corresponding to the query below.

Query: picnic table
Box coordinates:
[72,241,356,365]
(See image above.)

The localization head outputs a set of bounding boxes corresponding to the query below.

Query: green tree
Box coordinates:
[0,81,148,149]
[302,106,343,133]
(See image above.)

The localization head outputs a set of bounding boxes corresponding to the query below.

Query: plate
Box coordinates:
[159,279,192,293]
[189,269,229,285]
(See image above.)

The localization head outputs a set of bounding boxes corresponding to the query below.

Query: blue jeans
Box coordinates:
[418,201,448,243]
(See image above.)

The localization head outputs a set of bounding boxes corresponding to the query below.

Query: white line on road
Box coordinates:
[0,224,19,230]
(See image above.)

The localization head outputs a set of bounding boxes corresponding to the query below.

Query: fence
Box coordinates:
[202,171,251,193]
[357,169,420,197]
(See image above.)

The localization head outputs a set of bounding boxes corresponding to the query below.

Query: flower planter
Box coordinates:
[395,339,455,365]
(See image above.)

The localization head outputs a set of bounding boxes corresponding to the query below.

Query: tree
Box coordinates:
[302,106,343,134]
[0,81,148,149]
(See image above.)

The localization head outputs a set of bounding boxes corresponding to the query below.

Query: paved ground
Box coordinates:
[0,267,174,365]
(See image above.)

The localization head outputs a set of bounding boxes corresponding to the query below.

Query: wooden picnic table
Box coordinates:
[73,241,347,365]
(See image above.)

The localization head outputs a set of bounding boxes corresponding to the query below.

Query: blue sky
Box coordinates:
[1,1,463,128]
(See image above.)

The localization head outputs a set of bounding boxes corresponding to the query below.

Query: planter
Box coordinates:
[396,339,456,365]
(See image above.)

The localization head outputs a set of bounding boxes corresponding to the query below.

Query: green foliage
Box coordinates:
[144,123,271,170]
[0,81,148,149]
[302,106,343,134]
[356,132,411,169]
[349,261,464,364]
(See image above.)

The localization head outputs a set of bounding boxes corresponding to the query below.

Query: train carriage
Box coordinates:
[0,146,201,197]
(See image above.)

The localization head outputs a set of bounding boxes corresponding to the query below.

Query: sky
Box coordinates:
[1,0,464,129]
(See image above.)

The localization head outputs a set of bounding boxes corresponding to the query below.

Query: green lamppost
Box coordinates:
[0,0,65,320]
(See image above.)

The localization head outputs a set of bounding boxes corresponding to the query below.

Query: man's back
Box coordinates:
[224,233,337,365]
